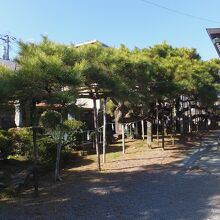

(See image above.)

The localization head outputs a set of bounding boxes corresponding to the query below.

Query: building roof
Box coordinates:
[74,40,109,48]
[0,59,17,70]
[0,40,108,70]
[206,28,220,57]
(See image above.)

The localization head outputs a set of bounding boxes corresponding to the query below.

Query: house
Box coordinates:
[0,59,17,70]
[0,41,140,140]
[0,41,105,130]
[74,40,108,48]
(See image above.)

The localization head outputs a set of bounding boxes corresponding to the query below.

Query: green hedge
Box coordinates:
[0,120,84,165]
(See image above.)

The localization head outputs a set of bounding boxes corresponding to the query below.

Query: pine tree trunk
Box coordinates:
[32,101,38,196]
[24,101,31,127]
[181,96,185,134]
[55,125,63,181]
[195,101,198,132]
[156,107,159,146]
[172,102,176,146]
[189,100,192,134]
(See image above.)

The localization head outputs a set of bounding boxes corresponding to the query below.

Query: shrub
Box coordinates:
[0,129,13,160]
[0,125,74,166]
[8,127,32,157]
[40,110,62,140]
[40,110,61,129]
[37,136,72,166]
[37,136,57,165]
[63,119,85,148]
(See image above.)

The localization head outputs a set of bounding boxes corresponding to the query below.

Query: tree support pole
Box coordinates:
[102,98,107,163]
[141,119,145,140]
[147,121,152,148]
[93,97,101,171]
[122,123,125,154]
[161,103,165,150]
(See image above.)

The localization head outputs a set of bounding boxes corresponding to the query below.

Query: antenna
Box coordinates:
[0,34,16,60]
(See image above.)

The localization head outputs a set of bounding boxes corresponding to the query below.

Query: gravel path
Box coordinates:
[1,132,220,220]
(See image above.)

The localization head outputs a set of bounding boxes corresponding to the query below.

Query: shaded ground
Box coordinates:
[1,131,220,219]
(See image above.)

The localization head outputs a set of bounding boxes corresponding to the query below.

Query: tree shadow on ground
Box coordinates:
[1,157,220,219]
[1,130,220,219]
[0,159,32,171]
[62,153,94,169]
[0,153,94,200]
[154,130,216,151]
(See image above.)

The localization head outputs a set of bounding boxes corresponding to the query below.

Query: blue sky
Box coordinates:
[1,0,220,60]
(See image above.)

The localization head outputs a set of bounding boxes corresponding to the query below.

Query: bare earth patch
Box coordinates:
[2,133,215,219]
[69,137,199,174]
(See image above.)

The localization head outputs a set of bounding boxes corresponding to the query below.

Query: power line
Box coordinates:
[0,34,16,60]
[139,0,220,24]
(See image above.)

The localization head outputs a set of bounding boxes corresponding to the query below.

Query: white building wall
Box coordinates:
[76,98,100,110]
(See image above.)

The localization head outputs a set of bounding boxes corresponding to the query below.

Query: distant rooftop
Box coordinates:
[206,28,220,57]
[0,40,109,71]
[74,40,109,48]
[0,59,17,70]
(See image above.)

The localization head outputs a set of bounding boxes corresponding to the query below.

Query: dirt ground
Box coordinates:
[1,132,215,219]
[71,133,203,173]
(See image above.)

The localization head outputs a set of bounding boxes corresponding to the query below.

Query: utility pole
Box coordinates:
[0,34,16,60]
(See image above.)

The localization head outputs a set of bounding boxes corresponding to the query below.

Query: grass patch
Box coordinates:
[0,188,14,199]
[106,151,122,161]
[7,155,28,161]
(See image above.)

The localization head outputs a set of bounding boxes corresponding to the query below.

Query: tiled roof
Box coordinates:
[206,28,220,57]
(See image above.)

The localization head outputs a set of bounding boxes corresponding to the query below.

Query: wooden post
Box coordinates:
[172,102,176,146]
[162,115,165,150]
[93,97,101,171]
[141,119,145,140]
[147,121,152,148]
[122,123,125,154]
[102,98,107,163]
[156,107,159,146]
[141,109,145,140]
